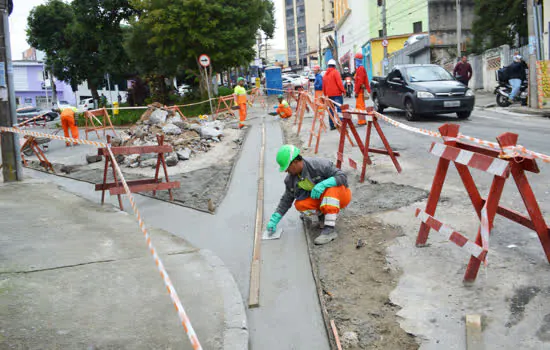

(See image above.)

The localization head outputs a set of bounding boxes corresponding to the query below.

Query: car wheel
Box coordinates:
[457,111,472,119]
[373,95,385,113]
[404,99,418,121]
[496,94,511,107]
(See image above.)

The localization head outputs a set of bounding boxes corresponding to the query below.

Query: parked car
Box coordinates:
[78,98,95,112]
[370,64,475,121]
[16,106,58,124]
[282,73,308,89]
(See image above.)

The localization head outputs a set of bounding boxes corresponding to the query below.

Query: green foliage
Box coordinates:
[471,0,527,53]
[217,86,233,97]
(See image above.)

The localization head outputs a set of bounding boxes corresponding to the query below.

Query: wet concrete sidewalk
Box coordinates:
[0,180,247,349]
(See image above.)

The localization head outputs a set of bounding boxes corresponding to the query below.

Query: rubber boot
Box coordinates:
[314,226,338,245]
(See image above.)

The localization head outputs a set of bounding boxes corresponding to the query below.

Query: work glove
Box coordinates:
[267,212,283,233]
[310,177,338,199]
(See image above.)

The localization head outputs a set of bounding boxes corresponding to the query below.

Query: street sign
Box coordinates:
[199,54,211,68]
[382,39,389,47]
[383,58,389,67]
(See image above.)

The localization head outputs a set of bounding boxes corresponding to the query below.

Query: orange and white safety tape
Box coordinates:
[0,126,108,147]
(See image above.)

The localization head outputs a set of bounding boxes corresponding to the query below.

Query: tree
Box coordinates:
[471,0,527,53]
[127,0,276,100]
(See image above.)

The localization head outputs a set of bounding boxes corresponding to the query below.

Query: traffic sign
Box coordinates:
[199,54,211,68]
[382,39,389,47]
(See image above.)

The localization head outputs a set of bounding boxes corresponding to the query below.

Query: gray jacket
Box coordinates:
[276,157,348,216]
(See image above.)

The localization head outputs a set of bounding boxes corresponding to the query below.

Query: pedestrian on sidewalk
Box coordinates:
[60,107,79,147]
[453,56,473,86]
[267,145,352,245]
[234,77,248,128]
[275,94,292,119]
[313,65,325,118]
[506,55,527,102]
[354,53,371,125]
[322,59,346,130]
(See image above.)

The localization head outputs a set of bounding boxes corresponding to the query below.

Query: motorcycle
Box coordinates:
[344,77,353,98]
[494,67,528,107]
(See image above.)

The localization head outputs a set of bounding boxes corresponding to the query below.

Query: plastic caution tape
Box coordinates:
[0,126,108,147]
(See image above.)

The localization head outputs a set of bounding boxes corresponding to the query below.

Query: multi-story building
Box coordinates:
[283,0,333,68]
[334,0,368,71]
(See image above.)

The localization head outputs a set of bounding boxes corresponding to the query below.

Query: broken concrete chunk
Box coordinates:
[177,148,192,160]
[147,109,168,124]
[115,154,125,164]
[165,152,179,166]
[140,158,157,168]
[203,120,225,131]
[162,123,182,135]
[200,126,223,139]
[86,154,103,164]
[341,332,359,347]
[124,154,140,166]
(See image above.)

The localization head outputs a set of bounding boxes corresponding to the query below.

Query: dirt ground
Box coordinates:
[282,119,425,349]
[25,122,248,213]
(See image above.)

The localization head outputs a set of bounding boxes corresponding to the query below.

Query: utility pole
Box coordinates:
[0,0,23,181]
[381,0,388,75]
[318,23,322,67]
[456,0,462,57]
[527,0,539,108]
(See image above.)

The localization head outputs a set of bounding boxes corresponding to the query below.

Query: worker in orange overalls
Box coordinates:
[354,53,371,125]
[234,77,247,128]
[60,107,79,146]
[276,94,292,119]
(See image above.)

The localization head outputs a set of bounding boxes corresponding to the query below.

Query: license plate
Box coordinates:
[444,101,460,107]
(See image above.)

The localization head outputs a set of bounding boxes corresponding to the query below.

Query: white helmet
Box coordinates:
[344,67,349,72]
[328,59,336,66]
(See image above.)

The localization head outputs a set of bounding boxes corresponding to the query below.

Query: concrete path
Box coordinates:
[0,180,246,349]
[23,108,330,349]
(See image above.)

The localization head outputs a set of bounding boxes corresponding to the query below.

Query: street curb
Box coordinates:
[199,249,249,350]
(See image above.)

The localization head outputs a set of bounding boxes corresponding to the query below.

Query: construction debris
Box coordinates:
[113,103,236,168]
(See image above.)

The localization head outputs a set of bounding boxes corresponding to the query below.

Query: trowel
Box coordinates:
[262,227,284,240]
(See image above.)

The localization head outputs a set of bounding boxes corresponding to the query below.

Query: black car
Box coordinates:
[16,106,59,125]
[370,64,475,121]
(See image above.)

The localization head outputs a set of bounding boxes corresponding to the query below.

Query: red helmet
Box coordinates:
[355,53,363,59]
[313,65,320,70]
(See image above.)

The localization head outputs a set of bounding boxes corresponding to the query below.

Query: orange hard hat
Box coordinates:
[355,53,363,59]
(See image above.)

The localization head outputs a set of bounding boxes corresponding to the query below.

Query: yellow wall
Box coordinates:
[370,36,409,76]
[334,0,349,24]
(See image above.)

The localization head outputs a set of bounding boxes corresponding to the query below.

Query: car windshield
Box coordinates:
[404,66,454,82]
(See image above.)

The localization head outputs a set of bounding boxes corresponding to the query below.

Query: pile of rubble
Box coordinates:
[105,103,236,168]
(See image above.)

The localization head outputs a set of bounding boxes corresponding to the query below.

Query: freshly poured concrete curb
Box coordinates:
[200,250,249,350]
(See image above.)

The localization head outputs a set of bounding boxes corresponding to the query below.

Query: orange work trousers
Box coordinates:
[239,103,247,128]
[61,114,79,146]
[356,91,367,125]
[295,185,352,227]
[277,106,292,119]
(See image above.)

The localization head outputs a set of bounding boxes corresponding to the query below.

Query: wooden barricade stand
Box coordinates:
[307,93,328,154]
[293,92,315,136]
[214,95,235,119]
[95,134,180,210]
[19,136,54,172]
[84,108,117,140]
[249,88,266,108]
[337,106,401,182]
[416,124,550,283]
[164,105,188,121]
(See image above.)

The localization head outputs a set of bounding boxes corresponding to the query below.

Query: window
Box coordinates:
[413,21,422,33]
[378,30,383,38]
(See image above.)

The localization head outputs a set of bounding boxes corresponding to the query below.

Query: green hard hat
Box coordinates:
[277,94,284,99]
[237,77,245,82]
[276,144,300,172]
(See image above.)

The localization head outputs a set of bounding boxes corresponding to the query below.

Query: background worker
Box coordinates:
[234,77,248,128]
[266,145,352,245]
[322,59,346,130]
[354,53,371,126]
[313,65,325,118]
[275,94,292,119]
[60,107,79,147]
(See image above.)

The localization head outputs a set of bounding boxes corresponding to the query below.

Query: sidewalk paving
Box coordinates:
[0,180,247,349]
[475,91,550,117]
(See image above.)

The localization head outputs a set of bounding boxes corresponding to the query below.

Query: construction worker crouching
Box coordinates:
[60,107,79,147]
[234,77,248,128]
[267,145,352,245]
[276,94,292,119]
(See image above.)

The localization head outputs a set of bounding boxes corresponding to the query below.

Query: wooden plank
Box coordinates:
[465,314,483,350]
[330,320,343,350]
[248,122,266,308]
[367,147,401,157]
[109,181,180,195]
[98,145,173,156]
[95,178,158,191]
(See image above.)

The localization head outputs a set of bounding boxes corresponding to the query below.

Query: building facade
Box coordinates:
[13,61,75,109]
[335,0,368,71]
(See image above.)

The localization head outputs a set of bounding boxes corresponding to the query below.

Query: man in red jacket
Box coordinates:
[323,59,345,130]
[354,53,370,125]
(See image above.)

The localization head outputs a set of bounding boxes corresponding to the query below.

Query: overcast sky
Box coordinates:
[10,0,285,60]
